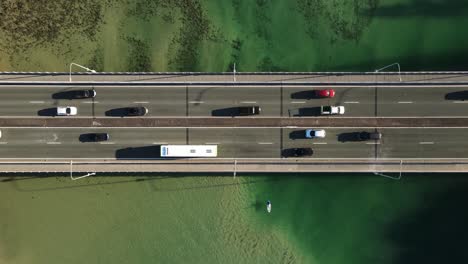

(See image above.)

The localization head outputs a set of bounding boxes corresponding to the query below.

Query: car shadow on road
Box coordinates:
[37,108,57,116]
[51,91,79,100]
[445,91,468,100]
[115,146,161,159]
[211,107,239,117]
[289,130,307,140]
[291,90,324,99]
[337,132,361,142]
[295,107,321,117]
[105,108,128,117]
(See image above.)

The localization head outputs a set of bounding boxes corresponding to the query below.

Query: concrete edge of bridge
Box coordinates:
[0,159,467,173]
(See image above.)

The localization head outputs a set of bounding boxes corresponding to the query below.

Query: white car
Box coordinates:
[57,106,77,116]
[305,129,326,138]
[320,105,345,115]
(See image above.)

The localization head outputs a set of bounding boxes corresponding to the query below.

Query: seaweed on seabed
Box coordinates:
[0,0,103,52]
[126,36,152,72]
[167,0,211,71]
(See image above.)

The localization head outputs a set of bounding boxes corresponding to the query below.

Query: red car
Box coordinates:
[315,89,335,98]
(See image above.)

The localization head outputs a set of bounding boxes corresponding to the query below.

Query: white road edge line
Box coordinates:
[258,142,273,145]
[366,142,380,145]
[419,142,435,144]
[46,142,61,144]
[99,142,115,144]
[312,142,327,145]
[205,142,220,145]
[344,101,359,104]
[397,101,413,104]
[0,142,8,144]
[189,101,204,104]
[291,101,306,104]
[241,101,257,104]
[453,101,468,103]
[152,142,168,145]
[29,101,45,104]
[133,101,149,104]
[82,101,98,104]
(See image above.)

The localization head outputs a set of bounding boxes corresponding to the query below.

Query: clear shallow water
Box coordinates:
[1,174,467,263]
[0,0,468,71]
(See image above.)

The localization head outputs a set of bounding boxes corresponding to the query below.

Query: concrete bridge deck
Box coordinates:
[1,71,468,85]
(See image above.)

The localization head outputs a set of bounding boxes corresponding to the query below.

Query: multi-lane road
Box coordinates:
[0,127,467,160]
[2,85,468,117]
[0,71,468,174]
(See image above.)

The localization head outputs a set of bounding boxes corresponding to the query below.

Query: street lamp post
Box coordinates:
[69,62,96,82]
[70,160,96,180]
[375,62,402,82]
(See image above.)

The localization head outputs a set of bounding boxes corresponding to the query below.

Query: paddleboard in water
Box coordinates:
[266,200,271,213]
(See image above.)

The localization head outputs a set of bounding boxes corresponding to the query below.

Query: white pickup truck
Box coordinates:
[320,105,345,115]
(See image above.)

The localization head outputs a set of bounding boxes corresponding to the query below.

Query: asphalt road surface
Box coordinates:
[0,127,467,159]
[2,85,468,117]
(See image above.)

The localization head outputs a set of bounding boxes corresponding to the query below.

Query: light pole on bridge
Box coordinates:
[69,62,96,82]
[375,62,402,82]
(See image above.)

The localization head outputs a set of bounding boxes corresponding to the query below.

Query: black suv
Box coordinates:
[238,106,261,116]
[80,133,109,142]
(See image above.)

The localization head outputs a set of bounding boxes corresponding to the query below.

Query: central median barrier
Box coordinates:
[1,117,468,127]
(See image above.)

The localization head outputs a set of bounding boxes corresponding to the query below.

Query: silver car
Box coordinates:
[305,129,326,138]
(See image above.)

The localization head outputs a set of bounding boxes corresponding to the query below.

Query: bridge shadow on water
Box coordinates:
[387,180,468,263]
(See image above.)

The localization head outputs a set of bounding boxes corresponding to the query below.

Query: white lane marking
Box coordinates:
[99,142,115,145]
[133,101,149,104]
[366,142,380,145]
[241,101,257,104]
[82,101,99,104]
[258,142,273,145]
[419,142,434,144]
[0,142,7,144]
[205,142,220,145]
[291,101,306,104]
[285,126,298,128]
[46,142,61,145]
[189,101,204,104]
[344,101,359,104]
[152,142,168,145]
[398,101,413,104]
[29,101,44,104]
[313,142,327,145]
[453,101,468,103]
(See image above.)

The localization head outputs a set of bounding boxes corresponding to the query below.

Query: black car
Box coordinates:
[81,133,109,142]
[282,148,313,157]
[238,106,261,116]
[125,107,148,116]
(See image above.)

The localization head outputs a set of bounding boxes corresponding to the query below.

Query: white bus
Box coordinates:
[160,145,218,158]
